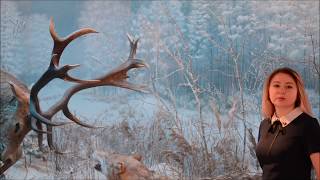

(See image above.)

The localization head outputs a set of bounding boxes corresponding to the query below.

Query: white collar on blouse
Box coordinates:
[271,107,303,127]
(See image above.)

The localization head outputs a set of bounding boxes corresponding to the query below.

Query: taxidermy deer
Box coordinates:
[93,151,169,180]
[0,18,148,175]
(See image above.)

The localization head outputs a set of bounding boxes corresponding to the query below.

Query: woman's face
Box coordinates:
[269,72,298,110]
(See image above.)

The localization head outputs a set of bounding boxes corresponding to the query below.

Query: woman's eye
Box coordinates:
[272,84,280,88]
[286,86,293,89]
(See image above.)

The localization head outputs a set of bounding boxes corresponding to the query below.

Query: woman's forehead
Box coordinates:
[271,73,296,83]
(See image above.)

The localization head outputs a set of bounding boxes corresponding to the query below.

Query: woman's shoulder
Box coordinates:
[259,118,271,129]
[261,118,271,123]
[298,112,315,119]
[297,112,320,128]
[297,112,318,122]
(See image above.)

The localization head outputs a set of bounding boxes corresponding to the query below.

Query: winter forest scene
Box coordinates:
[0,0,319,179]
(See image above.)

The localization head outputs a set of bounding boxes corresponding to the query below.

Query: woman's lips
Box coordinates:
[276,97,286,101]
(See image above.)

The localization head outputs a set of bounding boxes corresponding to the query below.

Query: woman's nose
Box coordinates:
[278,87,286,94]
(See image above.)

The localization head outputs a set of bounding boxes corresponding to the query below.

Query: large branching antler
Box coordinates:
[0,18,149,175]
[29,18,99,133]
[29,18,148,137]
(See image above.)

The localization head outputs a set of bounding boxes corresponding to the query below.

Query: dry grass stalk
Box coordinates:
[224,98,238,129]
[170,129,193,155]
[209,99,222,133]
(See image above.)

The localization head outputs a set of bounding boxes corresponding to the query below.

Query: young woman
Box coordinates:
[256,67,320,180]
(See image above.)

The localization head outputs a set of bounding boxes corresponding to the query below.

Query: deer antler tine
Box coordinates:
[127,33,138,59]
[127,33,139,45]
[129,58,149,68]
[94,36,149,94]
[97,58,149,93]
[66,64,81,69]
[49,17,60,42]
[62,108,103,128]
[30,117,52,134]
[63,74,100,83]
[116,81,150,93]
[135,38,140,45]
[61,64,101,83]
[66,28,98,41]
[29,102,70,127]
[127,33,134,42]
[50,17,98,65]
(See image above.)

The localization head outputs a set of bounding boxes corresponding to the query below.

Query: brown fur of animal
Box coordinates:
[0,70,31,174]
[93,151,170,180]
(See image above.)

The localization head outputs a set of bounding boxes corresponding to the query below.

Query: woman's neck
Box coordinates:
[275,106,295,117]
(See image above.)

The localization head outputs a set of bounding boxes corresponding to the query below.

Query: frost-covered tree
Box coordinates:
[78,1,132,76]
[14,14,52,85]
[129,0,187,93]
[249,1,319,89]
[0,1,25,73]
[78,1,189,96]
[1,1,52,85]
[78,1,134,96]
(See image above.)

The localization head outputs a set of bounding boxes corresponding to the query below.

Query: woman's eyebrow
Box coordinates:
[285,82,295,84]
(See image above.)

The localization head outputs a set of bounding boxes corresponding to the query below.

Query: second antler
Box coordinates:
[30,18,148,148]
